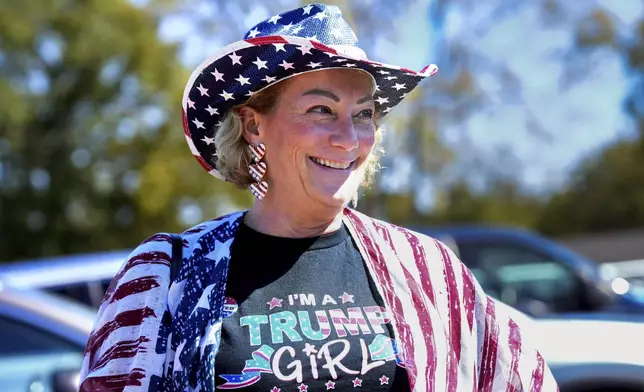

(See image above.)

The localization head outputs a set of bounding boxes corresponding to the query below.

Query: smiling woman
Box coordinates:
[79,3,559,392]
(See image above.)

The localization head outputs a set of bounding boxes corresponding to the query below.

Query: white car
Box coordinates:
[497,300,644,391]
[0,283,94,392]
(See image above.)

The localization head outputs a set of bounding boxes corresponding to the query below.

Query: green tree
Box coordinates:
[0,0,250,261]
[536,5,644,235]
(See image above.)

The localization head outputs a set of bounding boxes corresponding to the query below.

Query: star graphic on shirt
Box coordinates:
[379,375,390,385]
[352,377,363,387]
[325,380,336,390]
[270,387,280,392]
[267,297,283,310]
[339,292,355,304]
[302,343,317,356]
[298,383,308,392]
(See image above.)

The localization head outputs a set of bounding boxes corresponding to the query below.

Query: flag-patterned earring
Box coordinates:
[248,143,268,200]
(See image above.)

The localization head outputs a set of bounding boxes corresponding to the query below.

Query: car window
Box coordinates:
[0,316,79,355]
[458,242,584,314]
[0,316,84,392]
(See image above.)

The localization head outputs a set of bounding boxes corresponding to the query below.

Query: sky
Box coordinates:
[156,0,642,209]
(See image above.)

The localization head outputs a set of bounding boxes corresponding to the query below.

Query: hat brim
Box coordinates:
[181,35,438,180]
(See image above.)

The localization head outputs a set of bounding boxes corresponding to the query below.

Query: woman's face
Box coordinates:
[251,69,376,210]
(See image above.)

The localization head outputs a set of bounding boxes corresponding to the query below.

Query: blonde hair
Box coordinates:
[214,83,384,189]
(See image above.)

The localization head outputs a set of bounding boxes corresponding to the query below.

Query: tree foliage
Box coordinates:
[0,0,251,261]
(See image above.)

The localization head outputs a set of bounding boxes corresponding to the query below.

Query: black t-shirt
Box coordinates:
[214,221,410,391]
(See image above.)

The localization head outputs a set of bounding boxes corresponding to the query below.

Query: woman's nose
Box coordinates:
[329,120,359,151]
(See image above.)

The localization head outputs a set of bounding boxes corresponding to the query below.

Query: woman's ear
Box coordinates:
[237,106,262,144]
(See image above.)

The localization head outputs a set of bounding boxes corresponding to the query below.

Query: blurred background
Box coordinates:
[1,0,644,391]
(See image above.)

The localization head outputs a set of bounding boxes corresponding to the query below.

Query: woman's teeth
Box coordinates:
[311,157,352,170]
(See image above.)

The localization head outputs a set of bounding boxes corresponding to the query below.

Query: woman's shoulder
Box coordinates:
[111,210,246,286]
[175,209,246,246]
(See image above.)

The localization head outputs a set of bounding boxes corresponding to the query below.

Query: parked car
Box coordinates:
[0,250,128,309]
[417,225,644,319]
[601,258,644,292]
[0,283,95,392]
[498,300,644,392]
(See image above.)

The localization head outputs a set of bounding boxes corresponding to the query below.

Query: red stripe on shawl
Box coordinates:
[86,307,157,370]
[344,210,418,389]
[108,276,161,304]
[461,263,476,332]
[393,226,438,391]
[91,336,150,372]
[435,240,461,391]
[104,251,171,301]
[529,352,545,392]
[141,233,188,247]
[506,318,524,392]
[479,298,500,392]
[79,367,146,392]
[142,233,173,245]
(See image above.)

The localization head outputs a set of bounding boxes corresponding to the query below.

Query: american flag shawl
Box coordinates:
[79,208,558,392]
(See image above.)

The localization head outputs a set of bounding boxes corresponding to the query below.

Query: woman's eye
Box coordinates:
[357,109,374,119]
[308,106,333,115]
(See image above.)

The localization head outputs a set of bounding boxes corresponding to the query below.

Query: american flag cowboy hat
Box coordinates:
[181,3,439,181]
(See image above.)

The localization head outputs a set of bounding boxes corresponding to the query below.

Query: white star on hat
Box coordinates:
[268,14,282,24]
[297,46,313,55]
[262,75,277,83]
[302,5,314,14]
[312,11,328,21]
[220,91,234,101]
[192,118,205,129]
[306,62,322,69]
[211,68,225,81]
[201,136,215,145]
[247,28,260,38]
[235,75,250,86]
[392,83,406,91]
[273,43,286,52]
[375,96,389,105]
[205,105,219,116]
[279,60,294,70]
[253,57,268,70]
[196,84,209,96]
[229,52,242,65]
